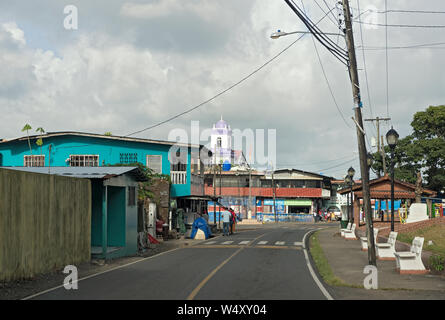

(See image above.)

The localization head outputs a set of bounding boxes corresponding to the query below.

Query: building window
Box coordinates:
[146,155,162,174]
[69,155,99,167]
[171,162,187,172]
[24,155,45,167]
[217,137,222,148]
[120,153,138,164]
[128,187,136,206]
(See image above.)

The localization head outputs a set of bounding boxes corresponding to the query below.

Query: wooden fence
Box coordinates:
[0,168,91,281]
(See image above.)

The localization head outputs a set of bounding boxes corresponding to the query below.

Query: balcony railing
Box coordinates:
[171,171,187,184]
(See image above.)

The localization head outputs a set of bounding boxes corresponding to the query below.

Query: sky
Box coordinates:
[1,0,444,179]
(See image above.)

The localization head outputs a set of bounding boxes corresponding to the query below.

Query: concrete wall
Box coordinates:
[0,168,91,281]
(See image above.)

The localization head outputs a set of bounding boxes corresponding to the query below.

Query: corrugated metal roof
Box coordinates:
[0,166,147,181]
[0,131,206,149]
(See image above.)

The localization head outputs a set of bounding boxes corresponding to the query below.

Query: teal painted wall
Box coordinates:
[91,180,103,246]
[107,186,126,247]
[0,134,192,197]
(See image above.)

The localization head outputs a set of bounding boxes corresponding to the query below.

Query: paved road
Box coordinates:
[30,223,330,300]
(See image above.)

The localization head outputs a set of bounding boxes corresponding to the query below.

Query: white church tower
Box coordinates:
[210,116,232,165]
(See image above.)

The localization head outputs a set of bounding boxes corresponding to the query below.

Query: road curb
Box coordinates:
[302,228,334,300]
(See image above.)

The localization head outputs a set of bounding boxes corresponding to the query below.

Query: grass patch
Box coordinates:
[309,231,363,288]
[398,224,445,272]
[398,224,445,256]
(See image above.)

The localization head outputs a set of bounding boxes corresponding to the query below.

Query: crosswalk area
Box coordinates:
[201,240,304,248]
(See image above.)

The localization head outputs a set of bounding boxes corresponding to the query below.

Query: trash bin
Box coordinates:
[340,220,349,228]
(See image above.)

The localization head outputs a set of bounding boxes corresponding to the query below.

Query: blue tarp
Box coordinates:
[190,217,212,239]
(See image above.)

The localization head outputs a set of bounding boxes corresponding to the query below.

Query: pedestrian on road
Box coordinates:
[313,210,318,223]
[229,209,237,235]
[221,209,231,236]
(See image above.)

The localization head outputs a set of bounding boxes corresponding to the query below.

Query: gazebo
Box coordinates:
[338,174,437,225]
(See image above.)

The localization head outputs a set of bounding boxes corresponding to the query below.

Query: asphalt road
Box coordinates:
[29,224,330,300]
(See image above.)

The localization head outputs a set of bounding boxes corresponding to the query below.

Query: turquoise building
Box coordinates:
[0,131,210,259]
[0,131,209,198]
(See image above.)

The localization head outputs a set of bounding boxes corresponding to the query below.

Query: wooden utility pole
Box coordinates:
[365,117,391,178]
[213,145,217,226]
[271,169,277,223]
[342,0,376,266]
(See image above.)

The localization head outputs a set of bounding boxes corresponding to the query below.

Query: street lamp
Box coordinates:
[367,152,374,167]
[347,167,355,223]
[270,29,343,39]
[386,127,399,231]
[344,175,351,223]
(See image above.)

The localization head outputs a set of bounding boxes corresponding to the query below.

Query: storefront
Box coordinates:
[285,199,312,214]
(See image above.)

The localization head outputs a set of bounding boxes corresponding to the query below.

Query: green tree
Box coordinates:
[35,127,45,155]
[21,124,33,155]
[106,162,171,200]
[410,105,445,192]
[372,105,445,193]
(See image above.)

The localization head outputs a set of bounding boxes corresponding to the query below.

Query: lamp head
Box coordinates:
[270,30,286,39]
[367,152,374,167]
[386,127,399,149]
[347,166,355,178]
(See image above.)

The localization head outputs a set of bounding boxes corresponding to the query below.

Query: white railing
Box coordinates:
[171,171,187,184]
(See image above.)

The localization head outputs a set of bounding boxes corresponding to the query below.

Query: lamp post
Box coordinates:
[366,153,374,220]
[344,175,352,223]
[347,167,355,223]
[386,127,399,232]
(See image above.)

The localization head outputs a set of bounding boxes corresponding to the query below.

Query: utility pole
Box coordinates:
[219,162,222,230]
[365,117,391,221]
[342,0,376,266]
[213,145,217,227]
[364,117,391,178]
[271,168,277,223]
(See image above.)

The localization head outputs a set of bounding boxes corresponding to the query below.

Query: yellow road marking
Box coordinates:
[186,233,266,300]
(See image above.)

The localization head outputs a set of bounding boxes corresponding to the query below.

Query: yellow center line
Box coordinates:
[186,232,267,300]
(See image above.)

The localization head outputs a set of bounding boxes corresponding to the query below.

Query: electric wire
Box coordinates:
[285,0,349,66]
[300,0,352,129]
[356,0,376,134]
[124,8,335,137]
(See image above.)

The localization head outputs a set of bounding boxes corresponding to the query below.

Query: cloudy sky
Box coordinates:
[1,0,444,178]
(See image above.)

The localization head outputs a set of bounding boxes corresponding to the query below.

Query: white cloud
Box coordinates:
[1,0,445,178]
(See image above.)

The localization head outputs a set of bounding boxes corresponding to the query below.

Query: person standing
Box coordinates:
[221,209,231,236]
[313,209,318,223]
[229,209,237,235]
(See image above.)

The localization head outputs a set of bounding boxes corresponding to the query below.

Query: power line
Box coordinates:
[286,0,349,66]
[356,0,376,134]
[357,41,445,50]
[385,0,390,120]
[124,10,335,137]
[368,9,445,15]
[353,20,445,28]
[300,0,352,129]
[275,153,357,167]
[316,156,359,172]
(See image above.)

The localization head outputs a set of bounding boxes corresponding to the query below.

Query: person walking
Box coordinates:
[313,209,318,223]
[229,209,237,235]
[221,209,231,236]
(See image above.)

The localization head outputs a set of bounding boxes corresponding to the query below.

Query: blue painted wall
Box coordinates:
[0,134,191,197]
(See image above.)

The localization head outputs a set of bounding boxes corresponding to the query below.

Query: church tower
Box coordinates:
[210,116,232,165]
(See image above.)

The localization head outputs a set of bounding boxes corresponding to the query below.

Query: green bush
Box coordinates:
[428,255,444,271]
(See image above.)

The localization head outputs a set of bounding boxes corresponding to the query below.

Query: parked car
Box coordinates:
[327,206,342,221]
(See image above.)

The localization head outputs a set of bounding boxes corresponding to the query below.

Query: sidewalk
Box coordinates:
[316,226,445,292]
